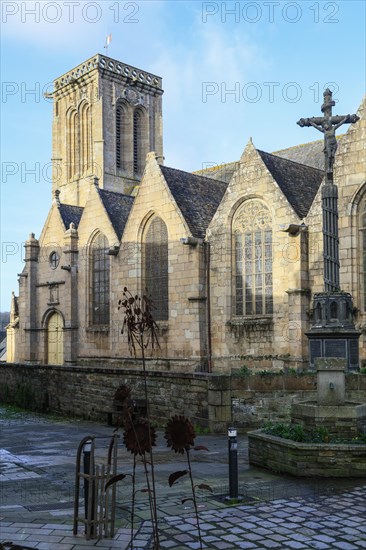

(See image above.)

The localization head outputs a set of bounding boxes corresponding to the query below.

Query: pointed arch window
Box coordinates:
[90,233,110,325]
[80,103,92,175]
[144,217,168,321]
[233,200,273,315]
[67,103,92,180]
[133,108,143,175]
[67,109,79,180]
[116,102,126,170]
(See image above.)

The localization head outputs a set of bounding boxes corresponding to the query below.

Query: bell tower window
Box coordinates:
[133,108,143,176]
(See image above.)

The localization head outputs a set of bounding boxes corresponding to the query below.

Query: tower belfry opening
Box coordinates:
[49,54,164,205]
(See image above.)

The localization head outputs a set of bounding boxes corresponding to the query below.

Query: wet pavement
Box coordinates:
[0,407,365,549]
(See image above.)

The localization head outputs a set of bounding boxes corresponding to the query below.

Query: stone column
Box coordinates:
[24,233,40,362]
[286,226,310,367]
[322,182,340,292]
[63,223,79,362]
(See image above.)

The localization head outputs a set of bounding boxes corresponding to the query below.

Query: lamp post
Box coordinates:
[226,427,242,501]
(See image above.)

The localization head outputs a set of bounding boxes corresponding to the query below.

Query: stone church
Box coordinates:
[6,54,366,373]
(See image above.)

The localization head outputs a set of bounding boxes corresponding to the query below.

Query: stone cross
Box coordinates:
[297,89,360,292]
[297,89,359,179]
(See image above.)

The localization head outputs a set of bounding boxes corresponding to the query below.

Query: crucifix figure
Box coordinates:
[297,88,359,178]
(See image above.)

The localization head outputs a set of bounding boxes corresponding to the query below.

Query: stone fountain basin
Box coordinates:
[291,401,366,439]
[248,430,366,477]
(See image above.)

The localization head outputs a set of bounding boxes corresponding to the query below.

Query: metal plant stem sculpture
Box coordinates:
[118,288,160,549]
[165,415,211,550]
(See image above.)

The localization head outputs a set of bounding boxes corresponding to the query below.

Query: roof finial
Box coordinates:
[54,189,61,207]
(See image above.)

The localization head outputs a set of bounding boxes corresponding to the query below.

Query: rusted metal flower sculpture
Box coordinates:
[123,420,157,456]
[165,415,209,550]
[113,384,134,429]
[114,383,131,403]
[118,287,160,549]
[118,287,159,355]
[165,415,196,454]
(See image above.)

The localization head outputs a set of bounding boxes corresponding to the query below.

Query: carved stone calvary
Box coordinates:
[297,88,359,180]
[298,89,361,371]
[298,89,359,291]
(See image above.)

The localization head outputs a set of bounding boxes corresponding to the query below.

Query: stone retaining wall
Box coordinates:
[248,430,366,477]
[1,363,365,433]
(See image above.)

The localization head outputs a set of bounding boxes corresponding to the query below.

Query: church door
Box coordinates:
[47,312,64,365]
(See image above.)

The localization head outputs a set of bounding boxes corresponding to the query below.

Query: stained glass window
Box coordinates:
[233,200,273,315]
[90,233,110,325]
[144,217,168,321]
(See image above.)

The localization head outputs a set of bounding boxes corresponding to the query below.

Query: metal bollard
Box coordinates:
[226,427,242,502]
[83,439,95,536]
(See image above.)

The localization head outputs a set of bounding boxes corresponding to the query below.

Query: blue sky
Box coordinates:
[1,0,365,310]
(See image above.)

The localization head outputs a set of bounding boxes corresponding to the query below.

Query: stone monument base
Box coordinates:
[291,401,366,440]
[306,292,360,371]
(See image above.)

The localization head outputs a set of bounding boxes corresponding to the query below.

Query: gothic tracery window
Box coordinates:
[233,200,273,316]
[90,233,110,326]
[144,217,168,321]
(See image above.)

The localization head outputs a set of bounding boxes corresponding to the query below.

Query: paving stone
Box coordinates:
[333,543,359,550]
[211,542,235,549]
[307,542,331,550]
[35,544,76,550]
[175,533,194,542]
[222,534,242,542]
[257,540,281,548]
[314,534,336,543]
[243,533,262,541]
[283,542,308,549]
[1,412,366,550]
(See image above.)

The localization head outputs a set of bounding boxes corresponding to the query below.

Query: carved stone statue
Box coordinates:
[297,89,359,177]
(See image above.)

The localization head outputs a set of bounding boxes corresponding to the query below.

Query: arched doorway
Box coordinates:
[47,311,64,365]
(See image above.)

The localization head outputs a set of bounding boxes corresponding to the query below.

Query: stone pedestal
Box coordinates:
[306,292,360,371]
[316,358,345,405]
[291,358,366,439]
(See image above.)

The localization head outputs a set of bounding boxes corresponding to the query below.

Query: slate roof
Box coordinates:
[193,161,238,184]
[272,139,325,171]
[98,189,134,240]
[59,204,84,229]
[160,165,228,239]
[257,150,324,219]
[194,139,326,181]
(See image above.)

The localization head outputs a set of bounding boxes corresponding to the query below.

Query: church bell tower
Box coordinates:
[50,54,164,205]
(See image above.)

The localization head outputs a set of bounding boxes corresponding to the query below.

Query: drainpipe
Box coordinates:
[205,241,212,373]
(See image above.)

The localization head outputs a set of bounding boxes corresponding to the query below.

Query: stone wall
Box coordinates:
[1,365,366,433]
[248,431,366,477]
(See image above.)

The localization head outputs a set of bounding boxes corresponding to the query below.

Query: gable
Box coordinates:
[257,150,324,219]
[39,204,68,247]
[97,189,134,240]
[160,165,228,239]
[58,204,84,229]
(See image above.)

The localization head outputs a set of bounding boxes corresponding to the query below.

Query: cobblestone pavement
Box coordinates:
[1,407,365,549]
